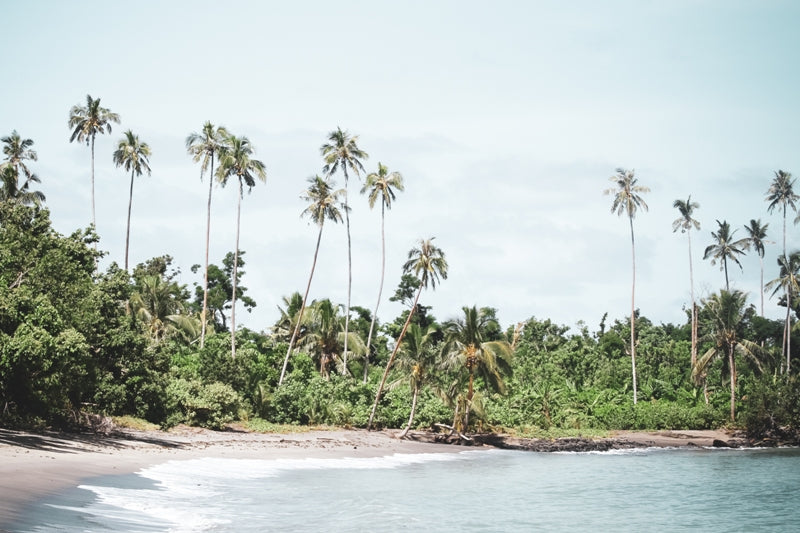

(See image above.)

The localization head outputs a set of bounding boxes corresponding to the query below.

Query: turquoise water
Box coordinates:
[9,447,800,532]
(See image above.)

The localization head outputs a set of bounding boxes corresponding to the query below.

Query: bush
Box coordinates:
[166,378,242,429]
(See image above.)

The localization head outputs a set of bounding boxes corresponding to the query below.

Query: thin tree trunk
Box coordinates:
[90,135,96,231]
[341,179,353,375]
[200,157,214,349]
[629,215,638,405]
[688,230,697,370]
[124,169,134,271]
[398,383,419,438]
[364,202,387,383]
[368,286,422,430]
[279,224,324,386]
[723,257,729,292]
[759,256,765,317]
[787,290,792,374]
[231,179,242,359]
[729,345,736,422]
[464,369,474,431]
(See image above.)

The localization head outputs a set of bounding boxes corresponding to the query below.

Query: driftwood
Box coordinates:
[433,423,472,441]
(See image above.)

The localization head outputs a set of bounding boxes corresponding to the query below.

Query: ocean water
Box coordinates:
[9,447,800,532]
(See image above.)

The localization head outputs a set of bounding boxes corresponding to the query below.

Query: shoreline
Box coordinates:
[0,425,766,527]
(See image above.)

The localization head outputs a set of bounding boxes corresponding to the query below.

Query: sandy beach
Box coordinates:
[0,425,741,528]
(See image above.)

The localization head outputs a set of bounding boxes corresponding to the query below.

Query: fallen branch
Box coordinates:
[434,423,472,441]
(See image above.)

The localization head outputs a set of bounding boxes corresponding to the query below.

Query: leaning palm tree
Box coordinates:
[361,162,404,382]
[278,176,345,385]
[765,252,800,374]
[68,95,121,228]
[112,130,151,271]
[703,220,748,291]
[321,127,368,373]
[744,219,771,316]
[693,290,764,421]
[368,237,448,429]
[604,168,649,404]
[186,122,230,348]
[672,196,701,371]
[766,170,798,258]
[393,323,439,438]
[216,134,267,358]
[441,306,514,432]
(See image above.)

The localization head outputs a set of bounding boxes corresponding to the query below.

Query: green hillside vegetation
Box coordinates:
[2,118,799,440]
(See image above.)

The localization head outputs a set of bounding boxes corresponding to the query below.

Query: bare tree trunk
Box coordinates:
[398,383,419,438]
[231,179,242,359]
[759,256,765,317]
[464,369,474,431]
[124,169,134,271]
[364,202,386,383]
[200,157,214,349]
[787,290,792,374]
[90,134,97,259]
[729,345,736,422]
[342,180,352,374]
[279,225,324,386]
[688,231,697,371]
[368,286,422,430]
[629,215,638,405]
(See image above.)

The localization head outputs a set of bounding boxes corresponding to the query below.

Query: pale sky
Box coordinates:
[3,1,800,334]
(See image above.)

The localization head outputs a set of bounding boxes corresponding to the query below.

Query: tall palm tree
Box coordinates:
[703,220,748,291]
[186,122,230,348]
[216,134,267,358]
[321,127,368,373]
[766,170,798,258]
[766,252,800,374]
[672,196,700,371]
[278,176,345,385]
[1,131,37,181]
[112,130,151,271]
[0,166,45,206]
[694,290,764,421]
[68,95,121,228]
[360,162,404,383]
[604,168,649,404]
[393,323,439,438]
[744,219,771,316]
[368,237,448,429]
[0,132,44,206]
[441,306,513,432]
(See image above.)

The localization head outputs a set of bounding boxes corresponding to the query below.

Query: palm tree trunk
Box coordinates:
[279,224,325,386]
[364,202,386,383]
[90,135,97,231]
[729,344,736,422]
[464,369,474,431]
[231,179,243,359]
[787,290,792,374]
[124,169,134,271]
[368,285,422,430]
[759,256,765,317]
[398,383,419,438]
[200,158,214,349]
[342,176,352,375]
[688,231,697,370]
[629,215,638,405]
[723,257,729,292]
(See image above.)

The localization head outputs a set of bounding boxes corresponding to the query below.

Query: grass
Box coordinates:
[239,418,341,434]
[112,416,160,431]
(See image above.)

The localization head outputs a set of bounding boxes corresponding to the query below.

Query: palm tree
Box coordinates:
[1,131,37,181]
[765,252,800,374]
[130,275,200,344]
[298,299,366,379]
[672,196,700,371]
[278,176,345,385]
[216,134,267,358]
[441,306,513,432]
[604,168,649,404]
[321,127,368,373]
[361,162,404,382]
[68,95,121,228]
[186,122,230,348]
[368,237,448,429]
[694,290,764,421]
[744,219,771,316]
[703,220,748,291]
[112,130,151,271]
[0,166,45,206]
[766,170,798,258]
[272,292,305,344]
[393,323,439,438]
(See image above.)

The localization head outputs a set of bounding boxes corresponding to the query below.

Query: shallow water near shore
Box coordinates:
[11,447,800,532]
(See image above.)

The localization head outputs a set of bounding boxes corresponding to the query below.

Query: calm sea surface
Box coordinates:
[9,447,800,532]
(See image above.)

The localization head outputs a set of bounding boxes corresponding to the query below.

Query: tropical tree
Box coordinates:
[1,131,44,206]
[298,299,366,379]
[368,237,448,429]
[766,252,800,374]
[441,306,513,432]
[272,292,304,344]
[604,168,649,404]
[186,122,230,348]
[744,219,771,316]
[672,196,700,371]
[68,95,121,228]
[0,165,44,206]
[393,323,439,438]
[361,162,404,382]
[694,290,765,421]
[112,130,151,271]
[321,128,368,373]
[191,251,256,332]
[766,170,798,258]
[278,176,345,385]
[216,134,267,358]
[129,274,199,344]
[703,220,748,291]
